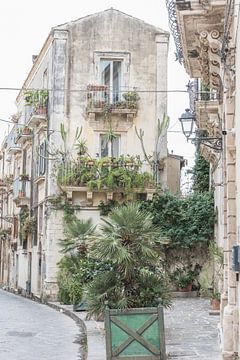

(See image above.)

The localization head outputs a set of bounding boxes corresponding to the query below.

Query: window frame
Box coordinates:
[100,133,121,158]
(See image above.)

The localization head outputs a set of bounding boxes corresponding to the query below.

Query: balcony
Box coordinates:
[15,126,33,145]
[24,89,48,127]
[187,80,222,138]
[167,0,225,88]
[13,178,30,207]
[26,104,48,128]
[56,157,155,205]
[86,86,139,131]
[6,130,22,155]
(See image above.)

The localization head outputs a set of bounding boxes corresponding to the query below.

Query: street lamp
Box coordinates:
[179,109,223,151]
[179,109,195,140]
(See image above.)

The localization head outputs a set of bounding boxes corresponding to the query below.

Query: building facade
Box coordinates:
[0,9,183,301]
[166,0,239,357]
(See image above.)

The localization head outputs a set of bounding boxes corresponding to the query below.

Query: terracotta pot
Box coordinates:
[179,283,192,292]
[211,299,220,310]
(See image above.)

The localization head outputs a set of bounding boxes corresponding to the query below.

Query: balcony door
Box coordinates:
[100,60,122,103]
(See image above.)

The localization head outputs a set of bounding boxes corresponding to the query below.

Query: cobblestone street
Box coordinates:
[165,298,222,360]
[52,297,222,359]
[0,290,80,360]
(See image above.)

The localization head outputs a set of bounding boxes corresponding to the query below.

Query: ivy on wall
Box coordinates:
[140,191,214,250]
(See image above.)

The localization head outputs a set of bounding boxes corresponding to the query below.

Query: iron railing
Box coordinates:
[166,0,184,63]
[87,87,139,112]
[56,158,154,190]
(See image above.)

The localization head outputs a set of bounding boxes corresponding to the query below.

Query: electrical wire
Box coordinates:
[0,87,189,93]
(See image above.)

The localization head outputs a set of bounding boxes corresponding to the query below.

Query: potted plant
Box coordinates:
[210,292,220,310]
[171,264,200,292]
[34,90,48,114]
[21,126,32,135]
[18,190,25,198]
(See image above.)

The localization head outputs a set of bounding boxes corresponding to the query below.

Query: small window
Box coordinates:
[100,134,120,158]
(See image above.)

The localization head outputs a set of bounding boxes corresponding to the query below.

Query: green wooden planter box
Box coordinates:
[105,305,166,360]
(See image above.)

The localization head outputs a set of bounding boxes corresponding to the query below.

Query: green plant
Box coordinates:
[211,291,220,301]
[75,138,88,157]
[190,153,210,193]
[85,203,171,317]
[98,200,118,216]
[24,89,48,108]
[170,264,201,290]
[22,216,37,238]
[141,191,214,250]
[56,156,154,194]
[59,217,96,254]
[122,91,140,102]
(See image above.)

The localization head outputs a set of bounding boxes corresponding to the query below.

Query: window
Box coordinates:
[100,60,122,102]
[100,134,120,158]
[38,204,43,235]
[37,141,46,176]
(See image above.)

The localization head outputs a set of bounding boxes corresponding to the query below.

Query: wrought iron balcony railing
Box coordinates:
[86,87,140,114]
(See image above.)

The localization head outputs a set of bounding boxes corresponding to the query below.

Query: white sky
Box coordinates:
[0,0,195,167]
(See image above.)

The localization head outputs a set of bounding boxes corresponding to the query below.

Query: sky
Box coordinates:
[0,0,195,171]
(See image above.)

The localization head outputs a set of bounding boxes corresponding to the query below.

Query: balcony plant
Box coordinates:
[18,126,32,136]
[18,190,25,198]
[19,174,30,181]
[24,89,48,114]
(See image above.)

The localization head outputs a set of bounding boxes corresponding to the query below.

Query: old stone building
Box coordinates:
[166,0,239,357]
[0,9,183,301]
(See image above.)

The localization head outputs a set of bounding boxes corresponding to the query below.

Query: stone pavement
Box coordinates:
[0,289,80,360]
[51,297,222,360]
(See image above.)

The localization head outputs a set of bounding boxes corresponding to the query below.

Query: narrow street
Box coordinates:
[0,290,80,360]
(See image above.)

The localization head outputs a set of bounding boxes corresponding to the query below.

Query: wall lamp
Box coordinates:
[179,109,223,151]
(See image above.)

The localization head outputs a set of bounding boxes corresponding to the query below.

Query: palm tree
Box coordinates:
[85,203,171,317]
[59,217,96,254]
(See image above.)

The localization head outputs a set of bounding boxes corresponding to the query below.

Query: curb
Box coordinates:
[47,302,88,360]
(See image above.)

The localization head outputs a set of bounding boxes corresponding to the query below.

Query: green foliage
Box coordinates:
[59,217,96,253]
[56,156,154,194]
[24,89,48,107]
[191,153,210,193]
[141,191,214,249]
[170,264,201,290]
[19,206,29,241]
[98,200,119,216]
[85,203,171,317]
[57,254,108,304]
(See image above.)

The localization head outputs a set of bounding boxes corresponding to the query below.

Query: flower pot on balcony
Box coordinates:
[22,127,31,135]
[35,105,47,115]
[18,191,25,198]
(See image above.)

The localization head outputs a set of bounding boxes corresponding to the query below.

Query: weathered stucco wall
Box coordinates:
[57,9,169,161]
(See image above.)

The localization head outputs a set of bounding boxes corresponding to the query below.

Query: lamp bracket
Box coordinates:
[191,137,222,151]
